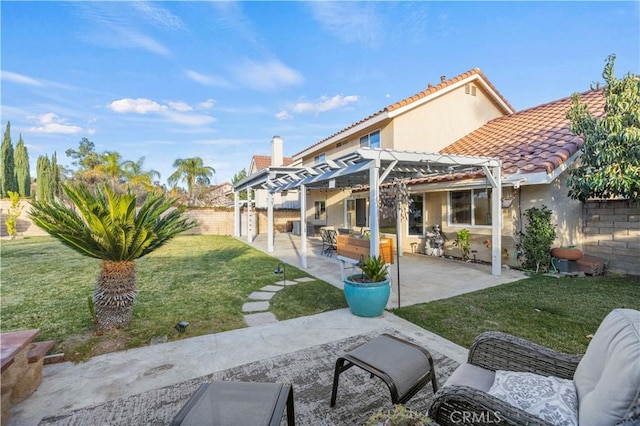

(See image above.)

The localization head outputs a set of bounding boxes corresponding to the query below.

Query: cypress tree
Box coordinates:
[36,155,52,201]
[14,134,31,197]
[51,152,62,197]
[1,121,17,197]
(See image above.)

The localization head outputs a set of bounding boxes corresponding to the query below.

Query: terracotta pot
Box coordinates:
[551,247,583,261]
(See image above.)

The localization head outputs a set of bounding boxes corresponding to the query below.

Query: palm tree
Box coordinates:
[95,151,126,188]
[168,157,215,204]
[29,183,195,333]
[123,156,161,192]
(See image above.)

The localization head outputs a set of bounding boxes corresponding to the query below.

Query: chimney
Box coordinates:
[271,135,283,167]
[440,75,446,83]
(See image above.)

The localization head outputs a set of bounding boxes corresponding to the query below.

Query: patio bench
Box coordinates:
[331,333,438,407]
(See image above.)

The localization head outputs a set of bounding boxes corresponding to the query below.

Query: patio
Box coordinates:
[245,233,527,309]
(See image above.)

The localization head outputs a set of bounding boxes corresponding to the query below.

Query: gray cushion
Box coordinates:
[444,363,495,392]
[574,309,640,426]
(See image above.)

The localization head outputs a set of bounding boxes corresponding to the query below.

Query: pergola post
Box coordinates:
[369,159,380,258]
[491,166,502,275]
[300,184,308,269]
[267,190,274,253]
[247,188,253,243]
[233,191,240,237]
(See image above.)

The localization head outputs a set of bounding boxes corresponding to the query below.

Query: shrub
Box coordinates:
[518,205,557,273]
[4,191,23,238]
[453,228,471,260]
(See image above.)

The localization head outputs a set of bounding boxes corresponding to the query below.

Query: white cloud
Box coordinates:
[130,2,186,31]
[292,95,359,114]
[234,59,303,91]
[276,110,292,120]
[185,70,231,88]
[168,101,193,112]
[108,97,215,127]
[27,113,83,134]
[108,98,168,114]
[165,111,216,126]
[308,2,380,47]
[198,99,216,109]
[1,71,44,87]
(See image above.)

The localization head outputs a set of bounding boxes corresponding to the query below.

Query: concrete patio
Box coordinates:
[243,232,527,309]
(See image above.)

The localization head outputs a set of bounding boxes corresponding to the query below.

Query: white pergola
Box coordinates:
[233,148,504,275]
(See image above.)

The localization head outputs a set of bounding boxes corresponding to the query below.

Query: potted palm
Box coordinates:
[343,255,391,317]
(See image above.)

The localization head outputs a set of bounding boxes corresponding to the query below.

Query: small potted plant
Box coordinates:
[367,404,432,426]
[343,255,390,317]
[453,228,471,261]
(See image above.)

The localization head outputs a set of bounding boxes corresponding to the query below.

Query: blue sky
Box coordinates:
[1,1,638,186]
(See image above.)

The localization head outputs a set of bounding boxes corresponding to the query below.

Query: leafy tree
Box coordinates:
[4,191,23,238]
[14,134,31,197]
[1,121,17,197]
[231,168,247,200]
[29,183,196,332]
[65,137,101,171]
[168,157,215,204]
[566,55,640,203]
[36,155,53,201]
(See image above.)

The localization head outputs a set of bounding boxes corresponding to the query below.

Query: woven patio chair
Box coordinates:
[429,309,640,426]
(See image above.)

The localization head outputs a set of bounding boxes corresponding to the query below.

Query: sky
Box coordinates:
[1,1,638,187]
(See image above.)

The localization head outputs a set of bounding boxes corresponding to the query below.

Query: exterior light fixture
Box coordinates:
[274,263,286,285]
[175,321,189,333]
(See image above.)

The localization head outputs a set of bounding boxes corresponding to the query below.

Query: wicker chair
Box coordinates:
[429,309,640,426]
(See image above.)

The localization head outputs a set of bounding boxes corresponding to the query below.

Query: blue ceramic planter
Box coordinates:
[343,275,391,317]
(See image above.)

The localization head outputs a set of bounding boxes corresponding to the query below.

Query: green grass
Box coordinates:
[1,235,346,361]
[393,274,640,354]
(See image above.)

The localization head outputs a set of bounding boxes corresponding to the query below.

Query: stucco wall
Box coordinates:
[582,200,639,276]
[392,83,505,153]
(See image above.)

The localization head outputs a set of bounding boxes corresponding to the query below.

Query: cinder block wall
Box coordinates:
[0,200,301,238]
[583,200,640,276]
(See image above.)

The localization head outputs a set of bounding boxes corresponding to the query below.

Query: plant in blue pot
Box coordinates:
[344,255,391,317]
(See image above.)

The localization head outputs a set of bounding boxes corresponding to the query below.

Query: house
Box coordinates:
[233,68,605,272]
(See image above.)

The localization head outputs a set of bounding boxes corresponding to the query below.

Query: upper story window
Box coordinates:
[314,153,326,164]
[465,84,477,96]
[359,130,381,149]
[449,189,492,226]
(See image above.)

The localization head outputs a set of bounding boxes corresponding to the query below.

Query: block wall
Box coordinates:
[582,200,639,276]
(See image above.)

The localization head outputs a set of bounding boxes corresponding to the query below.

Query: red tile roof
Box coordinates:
[251,155,294,172]
[293,68,513,158]
[440,88,605,176]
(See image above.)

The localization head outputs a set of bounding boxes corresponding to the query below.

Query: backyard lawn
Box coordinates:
[393,274,640,354]
[1,235,347,361]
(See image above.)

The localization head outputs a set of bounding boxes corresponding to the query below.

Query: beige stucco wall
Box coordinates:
[392,83,505,152]
[304,189,351,231]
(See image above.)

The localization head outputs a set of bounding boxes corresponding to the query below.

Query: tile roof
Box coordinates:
[439,88,606,176]
[251,155,294,172]
[293,68,513,158]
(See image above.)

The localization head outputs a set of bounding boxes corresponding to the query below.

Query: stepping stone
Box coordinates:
[275,279,297,286]
[242,301,270,313]
[244,312,278,327]
[260,285,284,292]
[295,277,315,282]
[248,291,276,301]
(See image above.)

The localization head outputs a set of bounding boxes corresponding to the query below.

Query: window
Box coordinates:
[314,153,325,164]
[449,189,492,226]
[359,130,380,149]
[314,200,326,220]
[409,194,424,236]
[465,84,477,96]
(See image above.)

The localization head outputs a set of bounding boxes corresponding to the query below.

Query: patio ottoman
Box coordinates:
[330,333,438,407]
[170,381,294,426]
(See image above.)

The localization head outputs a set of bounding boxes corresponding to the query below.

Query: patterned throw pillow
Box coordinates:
[487,370,578,426]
